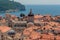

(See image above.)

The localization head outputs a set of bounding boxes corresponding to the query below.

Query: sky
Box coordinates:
[14,0,60,5]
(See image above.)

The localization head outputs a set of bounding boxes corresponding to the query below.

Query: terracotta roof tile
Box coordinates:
[42,25,52,30]
[0,26,11,33]
[34,15,43,19]
[29,31,41,39]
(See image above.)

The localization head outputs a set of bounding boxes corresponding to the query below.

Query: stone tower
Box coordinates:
[27,9,34,23]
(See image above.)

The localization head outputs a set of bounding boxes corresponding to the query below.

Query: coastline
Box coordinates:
[0,5,60,17]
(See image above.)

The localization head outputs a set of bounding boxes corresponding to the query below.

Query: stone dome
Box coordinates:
[8,30,15,35]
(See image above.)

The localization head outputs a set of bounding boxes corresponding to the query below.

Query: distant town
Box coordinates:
[0,9,60,40]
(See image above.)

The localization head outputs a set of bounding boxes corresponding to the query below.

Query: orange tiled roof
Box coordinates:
[41,34,54,39]
[42,25,52,30]
[34,15,43,18]
[53,28,60,31]
[56,36,60,40]
[23,29,31,36]
[30,31,41,39]
[43,14,51,17]
[48,22,59,26]
[0,26,11,33]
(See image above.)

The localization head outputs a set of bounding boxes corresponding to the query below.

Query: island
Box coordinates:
[0,0,25,12]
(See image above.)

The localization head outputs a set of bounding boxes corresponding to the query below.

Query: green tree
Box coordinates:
[20,13,25,17]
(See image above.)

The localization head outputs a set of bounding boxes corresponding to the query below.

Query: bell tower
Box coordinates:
[27,9,34,23]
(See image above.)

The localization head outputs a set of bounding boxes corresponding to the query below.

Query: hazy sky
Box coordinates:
[14,0,60,5]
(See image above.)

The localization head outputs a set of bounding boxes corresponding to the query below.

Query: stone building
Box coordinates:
[12,20,27,32]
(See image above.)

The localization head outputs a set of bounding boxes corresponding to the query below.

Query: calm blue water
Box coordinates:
[0,5,60,17]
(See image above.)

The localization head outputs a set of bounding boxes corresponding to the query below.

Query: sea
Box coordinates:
[0,5,60,17]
